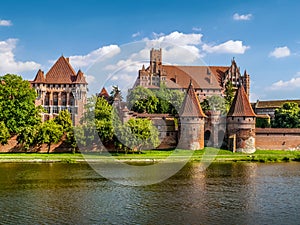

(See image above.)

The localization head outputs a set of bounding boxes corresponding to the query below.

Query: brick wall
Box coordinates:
[256,128,300,150]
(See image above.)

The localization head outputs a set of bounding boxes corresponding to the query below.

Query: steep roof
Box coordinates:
[33,69,46,83]
[99,87,109,98]
[179,81,206,117]
[74,70,87,84]
[228,85,256,117]
[254,99,300,109]
[162,65,222,90]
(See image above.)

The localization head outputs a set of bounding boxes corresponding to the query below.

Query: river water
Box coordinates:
[0,162,299,225]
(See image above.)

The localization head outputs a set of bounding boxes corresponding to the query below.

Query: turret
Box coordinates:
[178,81,206,150]
[226,85,256,153]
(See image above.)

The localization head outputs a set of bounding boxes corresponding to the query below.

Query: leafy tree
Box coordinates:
[109,85,122,104]
[202,95,227,114]
[37,120,64,153]
[256,116,271,128]
[224,81,235,112]
[65,125,86,153]
[0,74,41,134]
[272,102,300,128]
[17,125,40,151]
[0,121,10,145]
[54,110,72,132]
[127,86,158,112]
[115,118,159,153]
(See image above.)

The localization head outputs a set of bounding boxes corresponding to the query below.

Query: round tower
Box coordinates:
[227,85,256,153]
[178,81,206,150]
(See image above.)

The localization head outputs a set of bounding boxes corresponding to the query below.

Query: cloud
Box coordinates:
[0,19,12,26]
[233,13,252,21]
[269,46,291,58]
[69,45,121,68]
[132,32,141,38]
[0,38,40,74]
[85,74,95,84]
[192,27,202,32]
[202,40,250,54]
[269,77,300,91]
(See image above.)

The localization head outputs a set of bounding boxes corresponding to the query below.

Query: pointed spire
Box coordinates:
[244,69,248,76]
[33,69,46,83]
[74,69,87,84]
[179,80,206,117]
[227,85,256,117]
[99,87,109,99]
[142,64,145,71]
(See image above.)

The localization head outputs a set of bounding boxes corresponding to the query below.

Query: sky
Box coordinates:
[1,0,300,101]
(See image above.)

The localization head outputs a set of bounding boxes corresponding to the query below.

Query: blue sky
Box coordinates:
[1,0,300,101]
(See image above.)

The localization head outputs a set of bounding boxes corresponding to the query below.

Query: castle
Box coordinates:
[31,56,87,125]
[110,49,256,153]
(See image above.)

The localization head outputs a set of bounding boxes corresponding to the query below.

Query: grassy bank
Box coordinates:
[0,148,300,163]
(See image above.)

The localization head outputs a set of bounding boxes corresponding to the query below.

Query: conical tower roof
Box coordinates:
[228,85,256,117]
[74,69,87,84]
[33,69,46,83]
[99,87,109,99]
[179,81,206,117]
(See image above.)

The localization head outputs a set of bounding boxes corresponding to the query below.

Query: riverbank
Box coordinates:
[0,148,300,163]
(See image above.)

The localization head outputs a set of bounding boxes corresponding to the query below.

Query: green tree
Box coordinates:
[116,118,159,153]
[17,125,40,151]
[202,95,227,114]
[0,121,10,145]
[54,110,73,132]
[127,86,158,113]
[37,120,64,153]
[272,102,300,128]
[0,74,41,134]
[224,81,235,112]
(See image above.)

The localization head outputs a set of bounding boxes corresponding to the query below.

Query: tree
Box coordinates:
[109,85,122,104]
[127,86,158,113]
[0,74,41,134]
[37,120,64,153]
[54,110,72,132]
[202,95,227,114]
[116,118,159,153]
[0,121,10,145]
[17,125,40,151]
[224,81,235,112]
[272,102,300,128]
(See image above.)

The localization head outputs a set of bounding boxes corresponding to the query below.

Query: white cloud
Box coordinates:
[269,46,291,58]
[0,38,40,74]
[132,32,141,38]
[192,27,202,32]
[0,19,12,26]
[269,77,300,90]
[85,74,95,84]
[233,13,252,21]
[202,40,250,54]
[69,45,121,68]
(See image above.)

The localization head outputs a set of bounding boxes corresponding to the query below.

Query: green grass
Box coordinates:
[0,148,300,163]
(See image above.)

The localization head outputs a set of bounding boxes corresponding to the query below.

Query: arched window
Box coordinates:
[45,92,50,106]
[53,92,58,106]
[69,93,75,106]
[61,92,67,106]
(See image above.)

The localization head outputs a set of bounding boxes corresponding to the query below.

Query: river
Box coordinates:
[0,162,299,224]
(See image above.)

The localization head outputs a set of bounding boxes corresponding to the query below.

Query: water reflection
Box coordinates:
[0,162,299,224]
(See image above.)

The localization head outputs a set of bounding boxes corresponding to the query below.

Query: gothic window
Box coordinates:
[61,92,67,106]
[53,92,58,106]
[69,93,75,106]
[45,93,50,106]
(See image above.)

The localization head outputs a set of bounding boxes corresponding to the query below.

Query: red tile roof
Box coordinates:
[99,87,109,98]
[179,81,206,117]
[254,99,300,108]
[32,69,46,83]
[228,85,256,117]
[32,56,87,84]
[162,65,222,90]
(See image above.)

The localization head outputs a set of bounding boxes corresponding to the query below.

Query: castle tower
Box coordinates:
[227,85,256,153]
[150,48,162,75]
[242,70,250,99]
[178,81,206,150]
[31,56,87,126]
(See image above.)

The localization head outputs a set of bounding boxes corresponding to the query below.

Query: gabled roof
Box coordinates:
[33,69,46,83]
[228,85,256,117]
[162,65,222,90]
[254,99,300,109]
[179,81,206,117]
